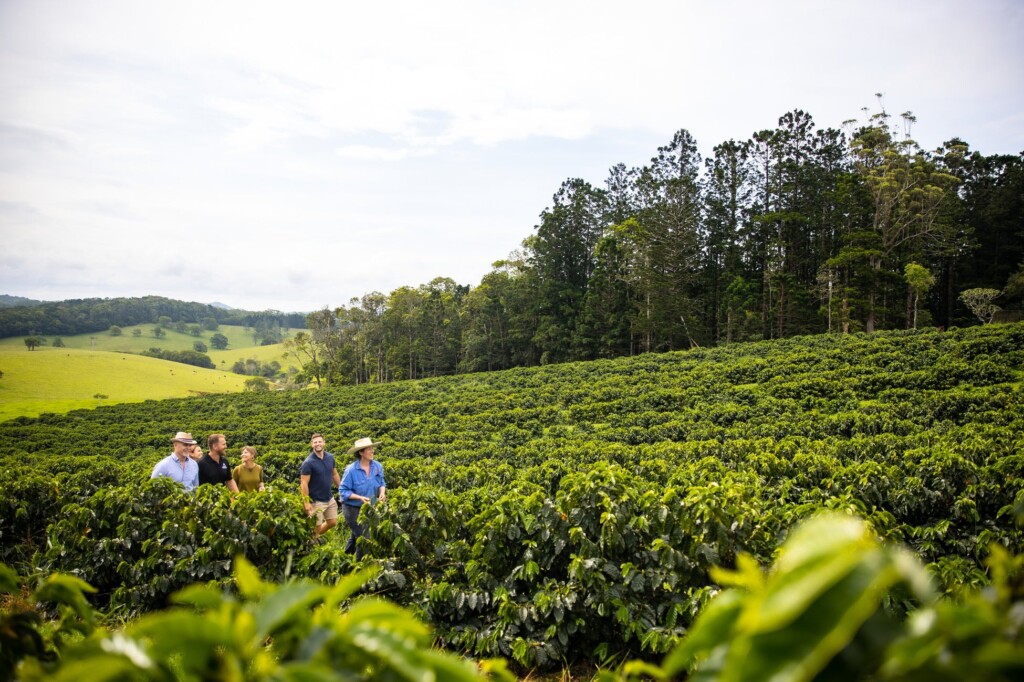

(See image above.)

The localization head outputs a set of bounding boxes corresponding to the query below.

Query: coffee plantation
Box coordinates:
[2,323,1023,677]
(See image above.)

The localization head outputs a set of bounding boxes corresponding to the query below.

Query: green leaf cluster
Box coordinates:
[4,558,512,682]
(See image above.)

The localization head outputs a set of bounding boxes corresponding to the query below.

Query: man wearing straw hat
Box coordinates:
[150,431,201,492]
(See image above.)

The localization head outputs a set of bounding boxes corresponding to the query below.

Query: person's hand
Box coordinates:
[304,501,313,516]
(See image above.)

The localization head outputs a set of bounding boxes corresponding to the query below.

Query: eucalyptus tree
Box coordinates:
[418,277,466,377]
[904,262,936,328]
[633,129,704,350]
[383,286,425,380]
[847,110,959,331]
[461,271,510,373]
[354,292,388,383]
[282,329,321,385]
[305,308,346,385]
[574,227,635,359]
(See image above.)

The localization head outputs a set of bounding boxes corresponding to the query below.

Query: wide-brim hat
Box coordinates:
[347,437,381,455]
[172,431,197,445]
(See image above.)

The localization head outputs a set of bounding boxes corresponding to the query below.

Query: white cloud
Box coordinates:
[1,0,1022,311]
[334,145,428,161]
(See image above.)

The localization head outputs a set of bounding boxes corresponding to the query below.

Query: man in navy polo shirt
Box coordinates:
[300,433,341,536]
[197,433,240,492]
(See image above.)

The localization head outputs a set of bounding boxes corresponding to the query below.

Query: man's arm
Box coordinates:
[300,474,313,515]
[226,478,239,493]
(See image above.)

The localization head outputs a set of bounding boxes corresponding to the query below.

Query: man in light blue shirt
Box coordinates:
[151,431,200,492]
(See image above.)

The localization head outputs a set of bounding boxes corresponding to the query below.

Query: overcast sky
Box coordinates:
[1,0,1022,313]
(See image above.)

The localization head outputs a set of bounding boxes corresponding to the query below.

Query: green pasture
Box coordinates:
[0,324,296,372]
[0,347,251,421]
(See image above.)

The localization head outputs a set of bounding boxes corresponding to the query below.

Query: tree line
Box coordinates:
[288,104,1023,386]
[0,295,307,338]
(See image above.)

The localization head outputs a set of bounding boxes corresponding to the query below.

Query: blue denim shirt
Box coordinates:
[340,459,385,507]
[151,454,199,492]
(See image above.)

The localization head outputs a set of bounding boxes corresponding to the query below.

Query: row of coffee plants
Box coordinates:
[5,513,1022,680]
[1,323,1022,669]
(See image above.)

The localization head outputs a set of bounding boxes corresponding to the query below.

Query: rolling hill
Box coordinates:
[0,346,251,421]
[0,323,295,420]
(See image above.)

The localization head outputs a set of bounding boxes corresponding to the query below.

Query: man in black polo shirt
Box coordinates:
[198,433,240,493]
[300,432,341,536]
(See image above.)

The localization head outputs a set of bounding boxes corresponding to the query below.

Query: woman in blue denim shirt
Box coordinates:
[339,437,386,557]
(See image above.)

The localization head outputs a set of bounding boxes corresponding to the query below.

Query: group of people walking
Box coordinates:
[151,430,385,556]
[151,432,265,493]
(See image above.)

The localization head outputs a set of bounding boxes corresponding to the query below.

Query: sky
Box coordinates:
[1,0,1022,313]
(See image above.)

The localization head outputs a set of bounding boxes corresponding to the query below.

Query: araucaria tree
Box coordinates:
[274,102,1022,387]
[846,107,959,332]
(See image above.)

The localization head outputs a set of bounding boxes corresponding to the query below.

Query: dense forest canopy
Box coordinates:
[0,295,307,338]
[288,106,1024,386]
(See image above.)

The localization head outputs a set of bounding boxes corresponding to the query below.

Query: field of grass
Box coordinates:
[0,324,297,373]
[0,346,251,421]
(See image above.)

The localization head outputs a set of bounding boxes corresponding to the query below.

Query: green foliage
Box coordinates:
[1,564,100,679]
[5,558,513,681]
[663,514,931,680]
[600,513,1024,681]
[232,357,282,378]
[210,333,229,350]
[140,348,215,369]
[245,377,271,391]
[960,288,1002,324]
[1,322,1023,671]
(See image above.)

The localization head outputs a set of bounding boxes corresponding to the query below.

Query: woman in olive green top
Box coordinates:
[232,446,265,492]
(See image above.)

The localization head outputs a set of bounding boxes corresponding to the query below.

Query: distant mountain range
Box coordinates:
[1,295,237,310]
[0,295,308,339]
[0,294,44,308]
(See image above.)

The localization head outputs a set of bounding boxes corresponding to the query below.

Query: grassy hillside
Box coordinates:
[0,325,294,419]
[0,346,250,420]
[0,323,292,364]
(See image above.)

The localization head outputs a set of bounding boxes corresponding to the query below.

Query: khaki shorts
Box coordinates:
[312,498,338,525]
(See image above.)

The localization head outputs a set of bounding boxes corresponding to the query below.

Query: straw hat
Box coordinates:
[172,431,197,445]
[347,437,381,455]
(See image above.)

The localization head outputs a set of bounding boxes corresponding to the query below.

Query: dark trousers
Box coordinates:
[342,503,364,558]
